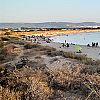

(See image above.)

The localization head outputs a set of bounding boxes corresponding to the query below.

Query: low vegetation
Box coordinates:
[0,41,100,100]
[0,41,4,48]
[0,64,100,100]
[45,48,100,66]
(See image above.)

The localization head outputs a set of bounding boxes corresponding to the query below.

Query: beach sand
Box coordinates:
[1,29,100,37]
[40,41,100,60]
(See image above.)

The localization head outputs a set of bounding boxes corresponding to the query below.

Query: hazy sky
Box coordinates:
[0,0,100,23]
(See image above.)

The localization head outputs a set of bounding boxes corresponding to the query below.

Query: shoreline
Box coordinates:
[43,29,100,37]
[1,28,100,60]
[0,29,100,37]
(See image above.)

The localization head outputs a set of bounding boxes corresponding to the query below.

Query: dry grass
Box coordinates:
[0,44,18,63]
[0,65,100,100]
[24,43,99,66]
[45,49,100,66]
[50,65,100,100]
[0,41,100,100]
[0,67,53,100]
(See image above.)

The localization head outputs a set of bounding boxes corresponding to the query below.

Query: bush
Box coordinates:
[0,41,4,48]
[0,55,5,61]
[24,43,40,49]
[0,67,53,100]
[1,37,10,41]
[46,51,63,57]
[49,66,100,99]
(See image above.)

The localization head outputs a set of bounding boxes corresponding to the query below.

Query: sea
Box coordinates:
[0,23,62,28]
[0,23,46,29]
[50,32,100,46]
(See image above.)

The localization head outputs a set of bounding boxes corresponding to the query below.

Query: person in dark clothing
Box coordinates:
[92,42,94,47]
[96,42,98,47]
[65,40,67,43]
[66,43,69,47]
[34,38,36,43]
[87,44,90,47]
[92,42,95,47]
[62,43,65,47]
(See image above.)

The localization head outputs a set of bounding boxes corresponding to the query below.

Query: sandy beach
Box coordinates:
[1,29,100,37]
[39,41,100,60]
[1,29,100,60]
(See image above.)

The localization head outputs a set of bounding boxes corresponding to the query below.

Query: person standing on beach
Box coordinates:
[92,42,93,47]
[65,40,67,44]
[92,42,95,47]
[96,42,98,47]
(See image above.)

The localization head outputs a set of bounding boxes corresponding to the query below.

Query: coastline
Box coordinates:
[0,29,100,37]
[1,28,100,60]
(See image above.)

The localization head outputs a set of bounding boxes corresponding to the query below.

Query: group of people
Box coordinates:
[92,42,98,47]
[87,42,99,47]
[31,34,52,44]
[61,40,70,48]
[62,43,69,47]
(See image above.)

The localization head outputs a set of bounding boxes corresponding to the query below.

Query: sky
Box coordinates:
[0,0,100,23]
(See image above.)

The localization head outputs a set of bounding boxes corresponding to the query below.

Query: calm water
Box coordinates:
[0,23,64,28]
[50,32,100,46]
[0,23,44,28]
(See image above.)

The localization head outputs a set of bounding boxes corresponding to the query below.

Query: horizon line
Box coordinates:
[0,21,99,23]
